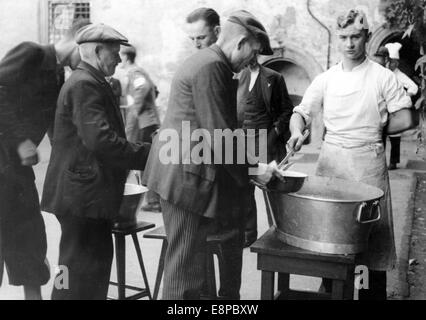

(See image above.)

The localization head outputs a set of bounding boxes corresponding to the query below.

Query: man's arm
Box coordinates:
[286,73,325,151]
[192,62,247,184]
[387,109,418,135]
[70,80,150,170]
[271,75,294,141]
[397,70,418,97]
[0,42,42,85]
[383,69,415,135]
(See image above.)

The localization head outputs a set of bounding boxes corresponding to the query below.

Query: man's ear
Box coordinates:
[95,44,102,56]
[213,25,221,38]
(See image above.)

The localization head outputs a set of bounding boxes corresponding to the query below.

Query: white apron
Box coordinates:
[316,63,397,271]
[316,141,396,271]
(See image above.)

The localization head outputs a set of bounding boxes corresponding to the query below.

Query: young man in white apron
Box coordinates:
[287,9,413,300]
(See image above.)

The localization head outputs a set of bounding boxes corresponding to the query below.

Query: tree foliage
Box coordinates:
[381,0,426,45]
[381,0,426,158]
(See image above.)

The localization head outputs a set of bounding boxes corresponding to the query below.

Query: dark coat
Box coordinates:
[237,65,293,162]
[142,45,250,221]
[41,62,150,220]
[0,42,64,174]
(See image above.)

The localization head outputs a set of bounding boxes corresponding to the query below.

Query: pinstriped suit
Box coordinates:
[142,45,249,299]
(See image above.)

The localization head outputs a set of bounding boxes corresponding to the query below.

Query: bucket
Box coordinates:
[115,183,148,228]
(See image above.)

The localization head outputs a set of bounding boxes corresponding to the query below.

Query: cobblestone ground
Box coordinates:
[407,173,426,299]
[0,135,425,300]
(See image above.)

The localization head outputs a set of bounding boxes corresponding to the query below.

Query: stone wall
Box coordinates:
[1,0,388,139]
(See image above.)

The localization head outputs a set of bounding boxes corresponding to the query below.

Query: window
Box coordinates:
[47,1,91,44]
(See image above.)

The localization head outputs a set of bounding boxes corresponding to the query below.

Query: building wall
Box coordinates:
[0,0,40,59]
[85,0,385,118]
[1,0,387,138]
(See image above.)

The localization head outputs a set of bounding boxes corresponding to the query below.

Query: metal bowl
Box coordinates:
[267,170,308,193]
[114,183,149,228]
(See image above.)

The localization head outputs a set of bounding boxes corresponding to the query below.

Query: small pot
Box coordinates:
[267,170,307,193]
[114,183,148,228]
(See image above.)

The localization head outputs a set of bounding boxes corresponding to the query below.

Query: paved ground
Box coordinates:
[0,132,424,300]
[407,173,426,299]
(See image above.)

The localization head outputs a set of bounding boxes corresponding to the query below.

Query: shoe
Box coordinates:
[141,203,162,213]
[388,163,397,170]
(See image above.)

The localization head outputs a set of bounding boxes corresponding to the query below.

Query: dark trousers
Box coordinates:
[139,125,160,206]
[322,270,387,300]
[389,136,401,165]
[51,215,113,300]
[358,270,387,300]
[0,167,49,287]
[244,185,258,243]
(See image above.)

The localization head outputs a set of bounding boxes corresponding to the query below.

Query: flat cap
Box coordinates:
[76,23,130,46]
[228,10,273,56]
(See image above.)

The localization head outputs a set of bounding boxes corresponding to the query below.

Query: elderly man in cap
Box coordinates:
[143,10,281,300]
[288,9,414,300]
[41,24,151,300]
[0,18,90,300]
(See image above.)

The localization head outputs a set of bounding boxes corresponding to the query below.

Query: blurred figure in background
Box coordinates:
[385,42,419,170]
[120,45,161,212]
[372,46,389,67]
[107,76,122,107]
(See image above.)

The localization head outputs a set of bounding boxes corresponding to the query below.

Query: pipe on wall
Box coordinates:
[307,0,331,69]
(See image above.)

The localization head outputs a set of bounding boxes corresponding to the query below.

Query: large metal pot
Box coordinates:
[267,176,384,254]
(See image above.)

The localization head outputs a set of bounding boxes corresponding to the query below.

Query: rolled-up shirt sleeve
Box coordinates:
[293,73,325,125]
[382,69,412,113]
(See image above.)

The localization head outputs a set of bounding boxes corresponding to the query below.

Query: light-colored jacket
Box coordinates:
[125,65,160,135]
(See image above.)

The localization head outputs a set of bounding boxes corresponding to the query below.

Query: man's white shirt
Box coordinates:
[294,58,412,147]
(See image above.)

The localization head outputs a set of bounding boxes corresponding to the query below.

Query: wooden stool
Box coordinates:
[109,221,155,300]
[143,226,239,300]
[250,228,357,300]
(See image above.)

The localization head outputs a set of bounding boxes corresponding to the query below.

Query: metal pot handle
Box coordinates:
[356,201,381,224]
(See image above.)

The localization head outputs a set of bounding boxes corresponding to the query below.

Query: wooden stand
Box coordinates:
[109,221,155,300]
[250,228,357,300]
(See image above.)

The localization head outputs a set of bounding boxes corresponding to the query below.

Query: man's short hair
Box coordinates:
[186,7,220,28]
[337,9,369,33]
[65,18,91,40]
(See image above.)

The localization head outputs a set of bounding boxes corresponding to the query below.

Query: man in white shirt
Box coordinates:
[287,9,413,300]
[385,42,419,170]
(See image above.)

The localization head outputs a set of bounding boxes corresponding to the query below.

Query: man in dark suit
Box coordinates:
[237,57,293,246]
[41,24,151,300]
[143,10,280,300]
[0,19,90,300]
